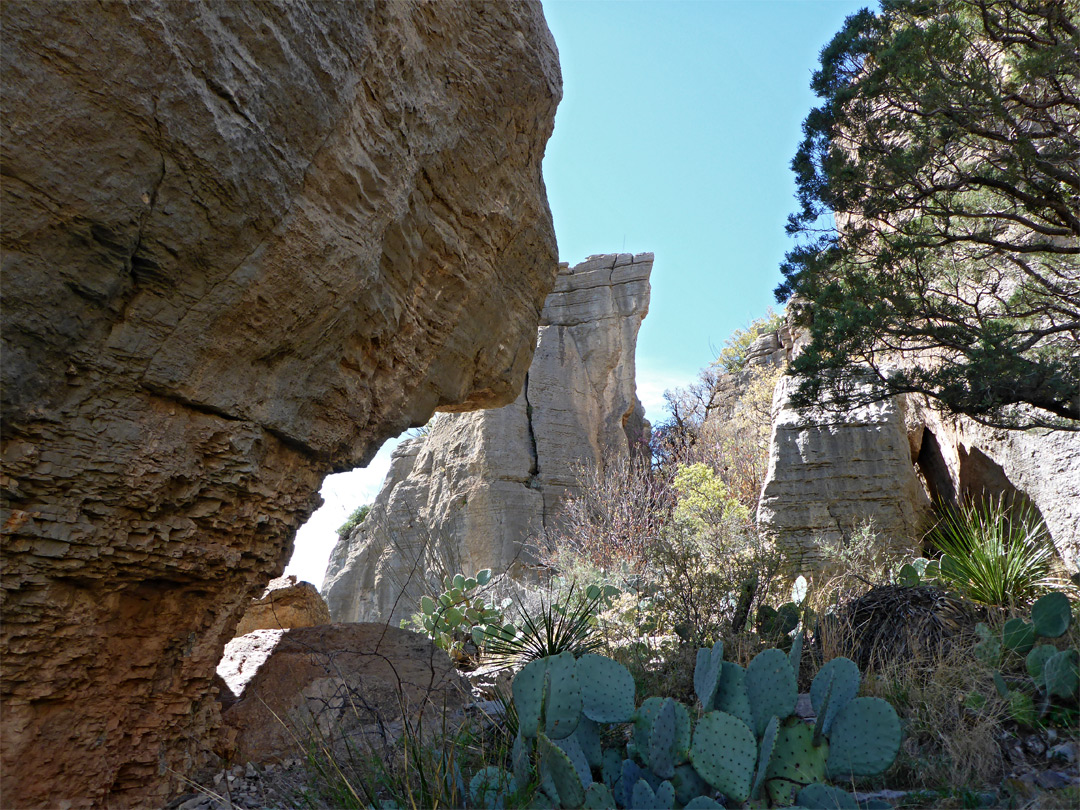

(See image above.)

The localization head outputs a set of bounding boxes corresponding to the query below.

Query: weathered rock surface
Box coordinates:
[216,624,467,765]
[0,2,560,806]
[233,576,331,637]
[757,373,932,569]
[323,253,653,624]
[912,406,1080,571]
[758,313,1079,571]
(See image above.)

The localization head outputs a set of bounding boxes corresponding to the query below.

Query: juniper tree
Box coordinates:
[777,0,1080,430]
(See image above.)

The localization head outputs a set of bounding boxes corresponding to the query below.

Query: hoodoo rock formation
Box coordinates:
[323,253,653,625]
[0,2,560,806]
[757,314,1079,572]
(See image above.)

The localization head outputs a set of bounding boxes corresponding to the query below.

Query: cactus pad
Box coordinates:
[539,732,586,808]
[545,652,583,740]
[825,697,902,779]
[797,782,859,809]
[1032,592,1072,638]
[469,767,515,810]
[649,697,678,779]
[810,657,859,737]
[578,654,635,723]
[619,759,643,809]
[746,648,798,737]
[1044,649,1080,699]
[654,780,676,809]
[1026,644,1057,687]
[630,779,656,810]
[695,640,725,710]
[683,798,723,809]
[751,714,779,800]
[713,661,754,730]
[573,716,604,769]
[554,733,594,790]
[671,763,707,806]
[514,658,549,738]
[765,718,827,806]
[1002,618,1035,655]
[512,732,531,791]
[690,710,756,803]
[583,783,616,809]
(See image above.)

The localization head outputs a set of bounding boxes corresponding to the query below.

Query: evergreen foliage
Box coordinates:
[778,0,1080,430]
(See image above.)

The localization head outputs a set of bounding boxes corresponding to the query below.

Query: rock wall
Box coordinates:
[757,374,932,569]
[323,253,653,625]
[757,313,1079,572]
[0,2,560,806]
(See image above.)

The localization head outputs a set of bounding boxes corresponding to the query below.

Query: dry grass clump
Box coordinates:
[836,584,982,671]
[862,643,1008,792]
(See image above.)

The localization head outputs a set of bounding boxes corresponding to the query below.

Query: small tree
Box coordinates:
[778,0,1080,430]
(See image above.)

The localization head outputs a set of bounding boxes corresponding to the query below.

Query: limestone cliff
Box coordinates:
[757,313,1079,571]
[323,253,653,625]
[0,2,560,806]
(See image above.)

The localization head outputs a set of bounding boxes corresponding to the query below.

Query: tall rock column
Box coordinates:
[0,2,561,806]
[323,253,653,625]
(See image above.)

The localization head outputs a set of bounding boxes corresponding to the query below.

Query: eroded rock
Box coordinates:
[216,624,467,765]
[322,253,653,625]
[233,576,331,637]
[0,2,560,806]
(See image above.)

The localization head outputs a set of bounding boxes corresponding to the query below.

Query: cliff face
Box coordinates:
[0,2,560,806]
[757,314,1079,572]
[323,253,653,625]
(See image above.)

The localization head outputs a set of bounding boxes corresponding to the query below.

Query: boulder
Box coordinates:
[0,1,560,806]
[216,624,468,765]
[323,253,653,624]
[234,576,331,637]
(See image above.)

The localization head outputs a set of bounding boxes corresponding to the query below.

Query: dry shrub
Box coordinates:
[543,457,666,575]
[862,643,1008,791]
[836,584,982,671]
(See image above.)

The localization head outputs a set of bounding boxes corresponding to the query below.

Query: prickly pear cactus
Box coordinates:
[825,697,903,779]
[1031,592,1072,638]
[689,710,756,803]
[745,648,798,737]
[694,640,725,710]
[545,652,583,740]
[578,654,635,723]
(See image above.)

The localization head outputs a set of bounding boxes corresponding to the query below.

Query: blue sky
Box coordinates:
[285,0,871,585]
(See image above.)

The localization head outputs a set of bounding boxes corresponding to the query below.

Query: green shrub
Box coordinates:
[337,504,371,539]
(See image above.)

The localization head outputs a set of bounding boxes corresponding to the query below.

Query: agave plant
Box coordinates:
[928,496,1058,608]
[483,583,607,667]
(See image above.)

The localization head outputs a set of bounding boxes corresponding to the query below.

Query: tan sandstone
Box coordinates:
[233,576,331,637]
[0,2,560,806]
[322,253,653,625]
[216,624,468,765]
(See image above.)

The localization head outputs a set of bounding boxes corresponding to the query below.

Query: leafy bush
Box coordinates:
[715,308,785,373]
[927,496,1059,608]
[337,503,371,539]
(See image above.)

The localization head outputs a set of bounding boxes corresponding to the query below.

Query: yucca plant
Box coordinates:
[483,583,606,667]
[927,496,1059,609]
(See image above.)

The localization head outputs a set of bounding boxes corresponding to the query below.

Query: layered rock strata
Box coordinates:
[0,2,560,806]
[323,253,653,625]
[757,313,1079,571]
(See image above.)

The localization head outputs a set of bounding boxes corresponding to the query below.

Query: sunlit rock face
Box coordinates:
[323,253,653,626]
[0,1,560,806]
[758,315,1079,574]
